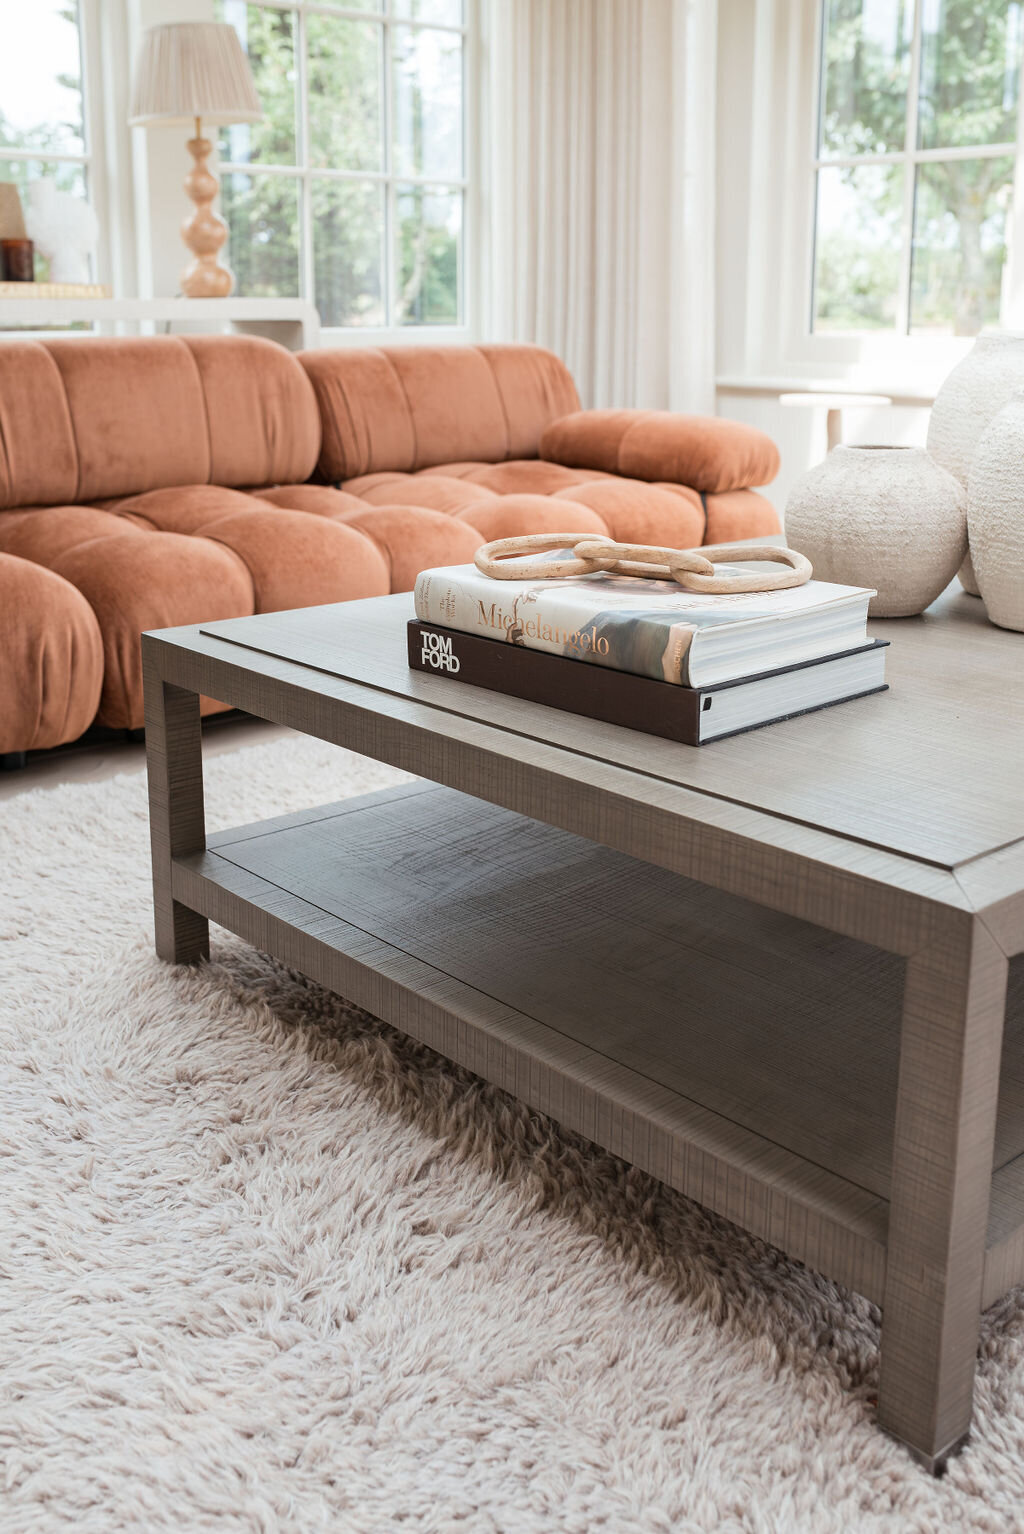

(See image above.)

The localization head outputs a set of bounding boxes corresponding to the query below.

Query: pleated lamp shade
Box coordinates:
[129,22,262,126]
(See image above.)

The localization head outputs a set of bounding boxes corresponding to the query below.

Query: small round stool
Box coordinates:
[780,392,893,452]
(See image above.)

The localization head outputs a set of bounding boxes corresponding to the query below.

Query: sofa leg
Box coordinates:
[0,751,26,771]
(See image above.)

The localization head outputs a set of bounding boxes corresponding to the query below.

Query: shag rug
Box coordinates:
[3,736,1024,1534]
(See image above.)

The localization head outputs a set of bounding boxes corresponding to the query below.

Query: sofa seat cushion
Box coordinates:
[540,409,780,494]
[459,460,602,496]
[553,479,706,547]
[702,488,781,544]
[338,506,485,594]
[109,485,267,535]
[0,504,146,563]
[199,507,389,613]
[348,474,498,515]
[453,495,608,542]
[0,553,103,752]
[50,531,255,730]
[252,485,367,517]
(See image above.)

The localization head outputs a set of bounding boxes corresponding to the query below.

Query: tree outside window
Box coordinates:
[813,0,1024,336]
[216,0,465,330]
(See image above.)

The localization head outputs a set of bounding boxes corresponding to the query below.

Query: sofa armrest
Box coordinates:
[539,409,780,494]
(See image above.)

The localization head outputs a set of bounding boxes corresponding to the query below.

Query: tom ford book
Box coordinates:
[408,620,888,745]
[413,563,875,688]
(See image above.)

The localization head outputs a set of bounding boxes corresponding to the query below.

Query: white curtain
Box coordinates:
[483,0,718,413]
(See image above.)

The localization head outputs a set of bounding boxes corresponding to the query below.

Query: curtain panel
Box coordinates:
[484,0,717,413]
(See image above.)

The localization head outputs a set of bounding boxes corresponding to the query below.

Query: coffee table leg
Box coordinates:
[144,656,209,965]
[878,919,1008,1472]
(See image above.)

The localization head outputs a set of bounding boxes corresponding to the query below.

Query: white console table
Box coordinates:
[0,297,320,352]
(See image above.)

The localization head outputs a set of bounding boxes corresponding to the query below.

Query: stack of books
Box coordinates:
[409,560,887,745]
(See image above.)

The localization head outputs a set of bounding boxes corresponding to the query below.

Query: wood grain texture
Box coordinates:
[171,838,890,1303]
[879,921,1009,1470]
[211,786,909,1196]
[142,649,209,965]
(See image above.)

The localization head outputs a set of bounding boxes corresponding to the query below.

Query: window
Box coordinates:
[0,0,91,276]
[812,0,1024,337]
[217,0,466,330]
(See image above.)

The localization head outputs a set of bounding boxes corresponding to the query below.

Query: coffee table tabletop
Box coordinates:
[142,583,1024,1473]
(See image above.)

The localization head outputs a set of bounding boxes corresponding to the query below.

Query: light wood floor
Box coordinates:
[0,717,290,802]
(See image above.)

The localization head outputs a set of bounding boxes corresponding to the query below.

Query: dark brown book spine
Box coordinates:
[408,620,703,745]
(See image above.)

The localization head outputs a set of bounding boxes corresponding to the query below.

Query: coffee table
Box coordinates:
[142,584,1024,1473]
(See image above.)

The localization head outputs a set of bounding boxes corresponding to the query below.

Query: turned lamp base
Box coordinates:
[181,115,233,298]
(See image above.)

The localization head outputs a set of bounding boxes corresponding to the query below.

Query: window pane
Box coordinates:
[307,16,384,172]
[393,26,463,180]
[917,0,1023,149]
[0,157,86,200]
[312,178,385,327]
[812,163,904,331]
[0,0,84,156]
[910,155,1013,333]
[818,0,913,157]
[221,172,300,296]
[392,0,464,23]
[397,184,460,325]
[217,2,297,166]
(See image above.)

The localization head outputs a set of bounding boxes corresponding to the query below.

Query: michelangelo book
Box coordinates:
[413,562,875,689]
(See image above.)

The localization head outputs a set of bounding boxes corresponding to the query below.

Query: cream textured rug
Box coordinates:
[3,735,1024,1534]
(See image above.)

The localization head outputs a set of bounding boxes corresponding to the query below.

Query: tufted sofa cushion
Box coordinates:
[0,553,103,753]
[0,484,389,729]
[0,335,320,510]
[539,408,780,493]
[300,344,581,482]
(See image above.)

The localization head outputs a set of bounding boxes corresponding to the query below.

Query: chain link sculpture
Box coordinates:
[474,535,813,594]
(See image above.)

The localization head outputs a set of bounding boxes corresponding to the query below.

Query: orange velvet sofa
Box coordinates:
[0,334,780,758]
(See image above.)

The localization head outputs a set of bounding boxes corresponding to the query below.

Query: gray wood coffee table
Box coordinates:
[142,584,1024,1474]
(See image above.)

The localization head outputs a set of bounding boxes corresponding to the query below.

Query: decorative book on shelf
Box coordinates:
[413,562,876,689]
[0,281,112,299]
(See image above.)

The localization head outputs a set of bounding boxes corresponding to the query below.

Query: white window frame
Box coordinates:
[732,0,1024,390]
[218,0,477,343]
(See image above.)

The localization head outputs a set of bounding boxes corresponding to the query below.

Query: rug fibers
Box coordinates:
[2,734,1024,1533]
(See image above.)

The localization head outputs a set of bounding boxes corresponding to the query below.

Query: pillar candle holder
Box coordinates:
[1,238,34,282]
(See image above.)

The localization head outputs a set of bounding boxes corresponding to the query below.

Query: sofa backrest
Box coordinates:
[299,343,581,483]
[0,334,321,511]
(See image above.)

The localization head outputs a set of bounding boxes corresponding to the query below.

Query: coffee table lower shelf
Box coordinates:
[168,782,1024,1323]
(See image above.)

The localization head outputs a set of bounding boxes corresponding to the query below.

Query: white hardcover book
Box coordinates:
[413,563,876,688]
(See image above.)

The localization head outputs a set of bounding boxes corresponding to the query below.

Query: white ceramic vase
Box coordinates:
[967,391,1024,632]
[784,445,966,617]
[927,331,1024,595]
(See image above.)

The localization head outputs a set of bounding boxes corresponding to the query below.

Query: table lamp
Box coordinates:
[130,22,261,298]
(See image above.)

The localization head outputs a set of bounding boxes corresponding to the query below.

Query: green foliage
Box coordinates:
[398,186,458,323]
[816,0,1022,335]
[217,1,461,327]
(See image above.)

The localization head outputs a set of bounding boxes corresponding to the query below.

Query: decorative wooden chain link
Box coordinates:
[474,535,813,594]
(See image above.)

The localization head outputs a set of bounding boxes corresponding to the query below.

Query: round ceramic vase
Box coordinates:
[784,445,967,618]
[967,392,1024,632]
[928,331,1024,595]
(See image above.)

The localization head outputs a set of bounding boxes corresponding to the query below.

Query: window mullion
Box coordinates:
[383,6,395,326]
[895,0,925,335]
[297,5,315,308]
